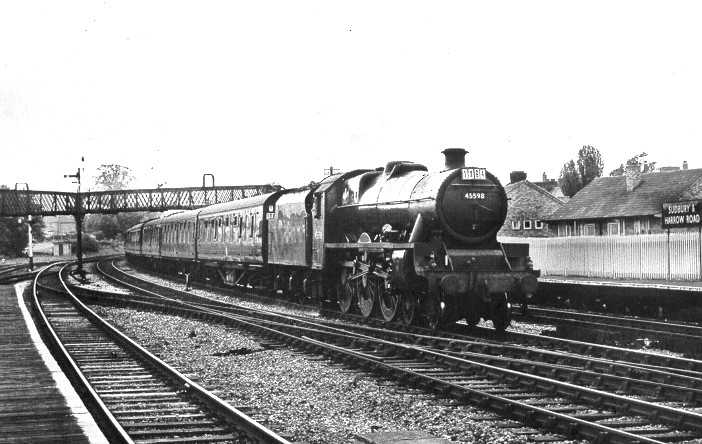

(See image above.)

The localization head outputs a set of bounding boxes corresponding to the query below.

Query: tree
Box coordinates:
[86,165,143,240]
[558,160,582,198]
[0,185,45,257]
[558,145,604,197]
[576,145,604,188]
[94,164,134,190]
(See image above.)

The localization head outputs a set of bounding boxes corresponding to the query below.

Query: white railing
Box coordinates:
[499,232,702,281]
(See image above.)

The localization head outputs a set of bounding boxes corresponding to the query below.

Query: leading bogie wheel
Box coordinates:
[379,289,400,323]
[492,295,511,333]
[399,292,418,326]
[358,275,380,319]
[338,269,356,314]
[424,294,444,331]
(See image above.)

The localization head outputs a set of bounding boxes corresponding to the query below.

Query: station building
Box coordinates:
[42,215,76,256]
[545,162,702,236]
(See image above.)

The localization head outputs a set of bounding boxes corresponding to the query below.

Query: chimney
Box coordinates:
[625,163,641,192]
[542,172,547,182]
[442,148,467,170]
[683,160,689,170]
[509,171,527,183]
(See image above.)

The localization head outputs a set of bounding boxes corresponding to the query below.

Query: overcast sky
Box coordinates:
[1,1,701,192]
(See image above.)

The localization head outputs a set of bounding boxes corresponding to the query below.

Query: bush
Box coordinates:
[75,233,100,253]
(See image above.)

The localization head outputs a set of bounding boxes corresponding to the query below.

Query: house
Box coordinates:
[545,162,702,236]
[532,172,569,201]
[498,172,566,237]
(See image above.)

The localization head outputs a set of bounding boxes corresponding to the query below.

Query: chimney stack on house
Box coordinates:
[683,160,689,170]
[625,163,642,192]
[509,171,527,184]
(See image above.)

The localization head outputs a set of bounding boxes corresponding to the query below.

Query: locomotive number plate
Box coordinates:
[462,168,486,180]
[464,192,486,200]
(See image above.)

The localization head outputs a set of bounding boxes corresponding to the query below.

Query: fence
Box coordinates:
[499,231,702,281]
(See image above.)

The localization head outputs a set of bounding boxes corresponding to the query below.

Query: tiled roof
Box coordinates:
[504,180,565,205]
[546,168,702,221]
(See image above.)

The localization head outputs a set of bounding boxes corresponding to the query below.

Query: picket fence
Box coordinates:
[499,232,702,281]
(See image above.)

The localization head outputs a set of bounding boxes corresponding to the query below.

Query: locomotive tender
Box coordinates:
[125,149,538,331]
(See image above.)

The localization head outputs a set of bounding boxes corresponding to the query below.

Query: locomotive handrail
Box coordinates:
[336,197,435,208]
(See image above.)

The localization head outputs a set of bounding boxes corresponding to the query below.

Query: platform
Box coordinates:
[536,275,702,317]
[540,275,702,292]
[0,284,107,443]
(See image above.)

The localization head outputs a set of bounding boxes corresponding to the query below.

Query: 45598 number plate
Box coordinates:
[462,168,486,180]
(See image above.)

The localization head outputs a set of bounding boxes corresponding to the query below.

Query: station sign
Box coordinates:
[662,200,702,228]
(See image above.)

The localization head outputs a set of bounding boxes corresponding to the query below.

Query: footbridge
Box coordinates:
[0,182,280,272]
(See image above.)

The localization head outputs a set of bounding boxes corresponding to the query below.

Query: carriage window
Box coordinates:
[251,213,256,237]
[256,213,262,237]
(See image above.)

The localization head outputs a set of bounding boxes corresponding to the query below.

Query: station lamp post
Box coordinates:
[14,183,33,271]
[17,215,33,271]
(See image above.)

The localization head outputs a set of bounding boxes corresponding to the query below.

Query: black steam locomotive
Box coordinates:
[125,149,538,331]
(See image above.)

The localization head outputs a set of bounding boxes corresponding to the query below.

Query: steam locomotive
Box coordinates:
[125,149,538,331]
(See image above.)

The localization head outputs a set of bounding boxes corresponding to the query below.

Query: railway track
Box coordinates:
[514,305,702,352]
[79,259,702,443]
[0,262,41,284]
[32,262,290,444]
[99,260,702,385]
